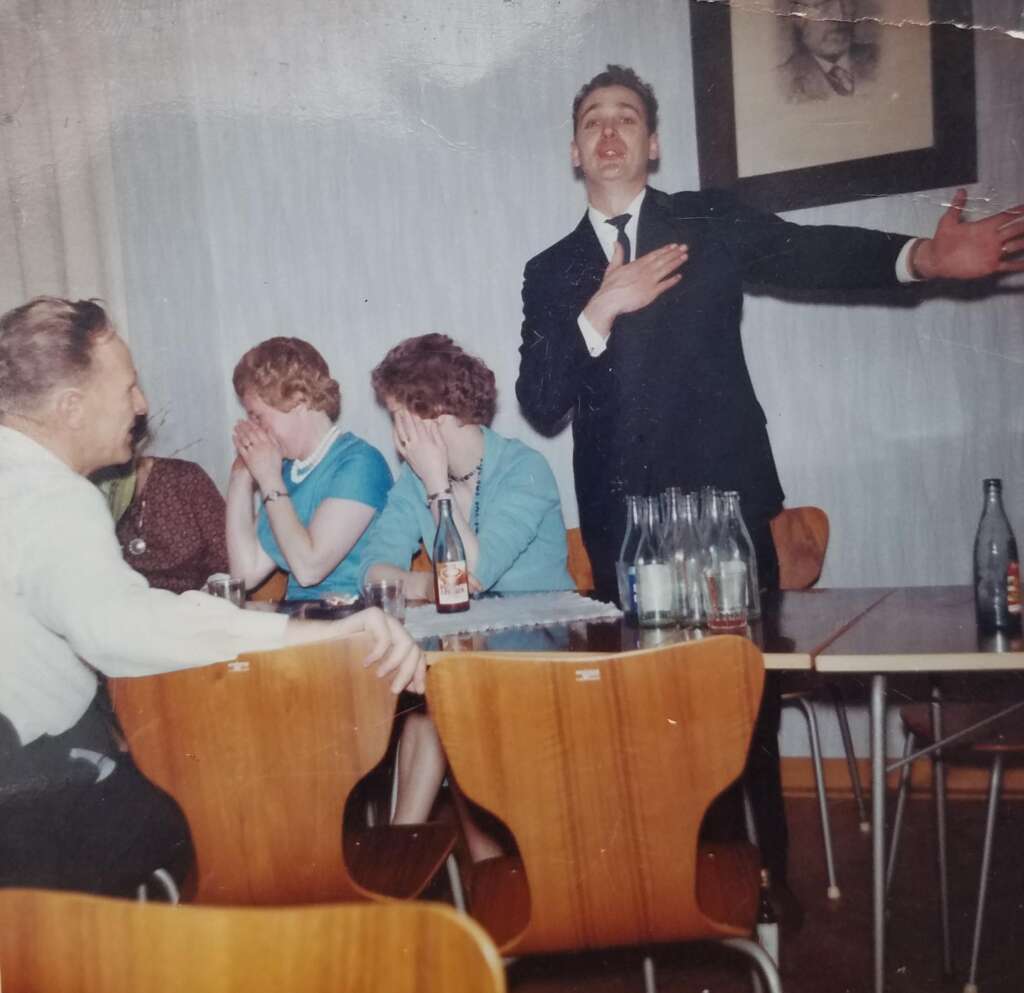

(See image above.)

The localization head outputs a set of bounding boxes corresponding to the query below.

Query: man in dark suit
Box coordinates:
[776,0,878,102]
[515,64,1022,894]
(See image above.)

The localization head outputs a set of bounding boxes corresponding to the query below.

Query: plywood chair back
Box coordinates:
[0,889,506,993]
[248,568,288,603]
[411,542,432,573]
[427,636,765,956]
[111,634,449,905]
[566,527,595,593]
[770,505,830,590]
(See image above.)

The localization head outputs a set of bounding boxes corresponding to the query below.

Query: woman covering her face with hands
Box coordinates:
[227,337,391,601]
[361,333,572,601]
[360,333,571,859]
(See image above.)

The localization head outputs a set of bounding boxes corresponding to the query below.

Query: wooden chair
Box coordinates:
[109,634,455,905]
[566,526,594,593]
[426,637,781,992]
[411,543,433,574]
[247,568,287,603]
[0,888,506,993]
[769,506,829,590]
[888,702,1024,992]
[772,505,867,901]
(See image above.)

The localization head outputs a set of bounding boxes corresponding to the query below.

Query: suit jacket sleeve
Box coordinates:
[695,191,909,290]
[516,252,599,435]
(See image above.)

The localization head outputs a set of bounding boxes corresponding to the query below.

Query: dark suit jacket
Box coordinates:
[516,187,909,597]
[777,43,879,103]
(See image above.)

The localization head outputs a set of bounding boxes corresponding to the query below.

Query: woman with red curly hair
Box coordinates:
[361,334,571,857]
[227,337,391,600]
[361,333,571,601]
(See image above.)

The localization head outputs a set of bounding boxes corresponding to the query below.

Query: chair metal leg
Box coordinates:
[742,781,760,848]
[445,853,467,913]
[931,692,953,977]
[721,937,783,993]
[963,753,1004,993]
[830,682,870,833]
[642,953,657,993]
[136,868,181,904]
[886,732,915,896]
[795,696,840,899]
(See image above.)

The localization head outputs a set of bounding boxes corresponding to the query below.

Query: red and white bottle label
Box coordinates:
[437,560,469,606]
[1008,560,1021,615]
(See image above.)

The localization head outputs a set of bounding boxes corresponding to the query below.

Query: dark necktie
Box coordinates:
[606,213,632,263]
[826,64,854,96]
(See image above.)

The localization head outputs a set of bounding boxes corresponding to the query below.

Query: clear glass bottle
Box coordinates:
[432,497,470,614]
[973,478,1021,633]
[698,489,724,618]
[635,497,676,628]
[723,491,761,620]
[616,495,643,620]
[675,492,704,627]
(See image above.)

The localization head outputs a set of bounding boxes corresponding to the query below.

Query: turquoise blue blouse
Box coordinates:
[358,426,572,593]
[257,431,391,599]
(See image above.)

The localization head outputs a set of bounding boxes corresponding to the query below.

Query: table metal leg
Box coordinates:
[930,686,953,976]
[871,673,887,993]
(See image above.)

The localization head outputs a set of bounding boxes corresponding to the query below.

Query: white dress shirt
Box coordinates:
[0,426,289,745]
[577,188,919,357]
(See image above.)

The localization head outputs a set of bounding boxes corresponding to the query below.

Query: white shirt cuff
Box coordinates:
[895,239,921,283]
[578,312,609,357]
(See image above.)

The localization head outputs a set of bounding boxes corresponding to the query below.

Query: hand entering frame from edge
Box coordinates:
[912,189,1024,280]
[582,239,689,339]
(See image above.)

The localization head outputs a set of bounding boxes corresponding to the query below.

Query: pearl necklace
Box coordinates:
[290,424,341,484]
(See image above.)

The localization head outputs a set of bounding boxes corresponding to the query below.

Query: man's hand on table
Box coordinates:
[285,607,427,694]
[583,241,688,338]
[912,188,1024,280]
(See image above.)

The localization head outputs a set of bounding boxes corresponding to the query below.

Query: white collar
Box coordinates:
[812,51,852,77]
[586,187,647,262]
[289,423,341,484]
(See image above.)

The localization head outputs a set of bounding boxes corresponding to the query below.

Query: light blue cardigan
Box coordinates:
[359,426,573,593]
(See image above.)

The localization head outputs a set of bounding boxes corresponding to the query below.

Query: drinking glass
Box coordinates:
[206,575,246,608]
[362,579,406,622]
[704,560,748,632]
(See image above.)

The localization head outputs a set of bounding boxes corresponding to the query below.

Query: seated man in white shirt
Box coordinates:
[0,296,425,896]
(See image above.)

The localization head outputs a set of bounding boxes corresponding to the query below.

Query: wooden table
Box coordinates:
[816,585,1024,993]
[421,586,893,671]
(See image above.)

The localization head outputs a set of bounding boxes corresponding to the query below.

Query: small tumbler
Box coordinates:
[362,579,406,622]
[206,575,246,608]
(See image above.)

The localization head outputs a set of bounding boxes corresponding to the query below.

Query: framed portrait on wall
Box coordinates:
[690,0,976,212]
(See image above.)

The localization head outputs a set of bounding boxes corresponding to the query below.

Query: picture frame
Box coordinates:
[689,0,976,213]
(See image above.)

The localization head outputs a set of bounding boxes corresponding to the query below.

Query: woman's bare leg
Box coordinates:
[391,712,446,824]
[390,713,505,862]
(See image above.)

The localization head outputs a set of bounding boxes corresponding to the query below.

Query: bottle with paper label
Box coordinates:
[432,497,470,614]
[635,496,675,628]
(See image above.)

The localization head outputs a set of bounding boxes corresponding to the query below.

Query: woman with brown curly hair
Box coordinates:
[361,333,572,601]
[361,334,571,856]
[227,337,391,600]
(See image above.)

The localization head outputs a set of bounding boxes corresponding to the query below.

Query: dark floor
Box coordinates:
[500,794,1024,993]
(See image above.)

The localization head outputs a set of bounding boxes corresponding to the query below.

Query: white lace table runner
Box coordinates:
[403,591,622,639]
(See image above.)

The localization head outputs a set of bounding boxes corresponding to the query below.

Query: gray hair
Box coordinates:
[0,297,114,416]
